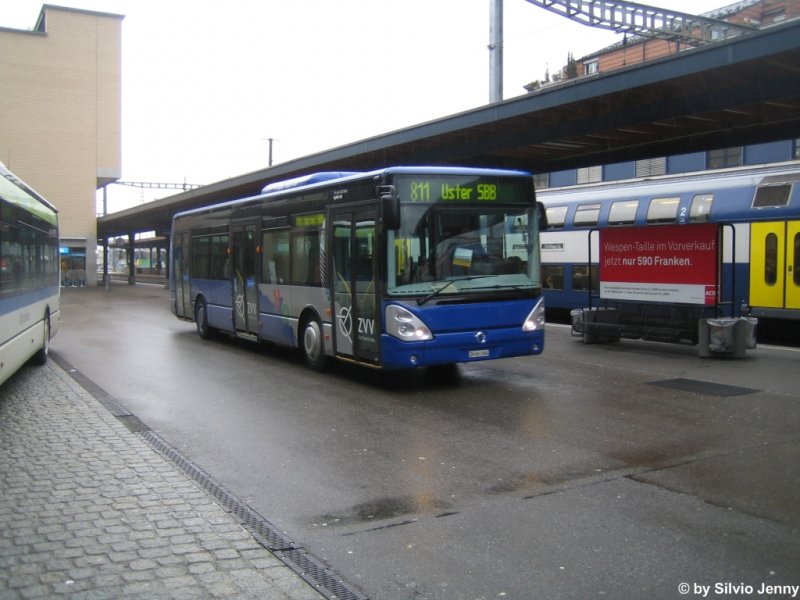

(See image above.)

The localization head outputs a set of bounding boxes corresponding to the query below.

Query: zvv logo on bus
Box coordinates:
[337,305,374,341]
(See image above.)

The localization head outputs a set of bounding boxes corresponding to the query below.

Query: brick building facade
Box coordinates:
[526,0,800,90]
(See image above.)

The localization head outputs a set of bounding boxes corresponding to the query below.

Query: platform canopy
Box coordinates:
[99,18,800,239]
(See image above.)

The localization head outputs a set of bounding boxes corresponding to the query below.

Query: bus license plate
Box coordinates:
[469,349,490,358]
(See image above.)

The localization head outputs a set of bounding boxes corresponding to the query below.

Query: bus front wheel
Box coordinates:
[301,316,327,371]
[31,314,50,366]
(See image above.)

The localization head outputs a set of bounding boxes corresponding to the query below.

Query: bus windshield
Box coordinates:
[387,203,541,299]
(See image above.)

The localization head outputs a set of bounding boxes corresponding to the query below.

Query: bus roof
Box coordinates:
[174,166,533,221]
[0,161,58,225]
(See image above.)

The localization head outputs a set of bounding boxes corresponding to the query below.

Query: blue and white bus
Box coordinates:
[170,167,546,371]
[0,163,61,387]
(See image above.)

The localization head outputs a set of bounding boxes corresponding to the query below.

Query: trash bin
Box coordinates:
[740,316,758,349]
[708,318,738,352]
[698,317,748,358]
[576,307,620,344]
[570,309,584,337]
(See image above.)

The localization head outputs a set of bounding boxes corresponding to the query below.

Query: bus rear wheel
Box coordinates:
[195,298,211,339]
[301,317,327,371]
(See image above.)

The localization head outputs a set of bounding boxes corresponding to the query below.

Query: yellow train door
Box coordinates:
[750,221,800,311]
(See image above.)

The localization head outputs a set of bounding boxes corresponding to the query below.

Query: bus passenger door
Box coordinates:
[173,232,192,318]
[231,223,259,335]
[749,221,800,312]
[330,206,379,366]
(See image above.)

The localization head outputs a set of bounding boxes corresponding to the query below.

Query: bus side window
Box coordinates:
[292,228,322,285]
[263,229,289,284]
[210,234,229,280]
[192,235,210,279]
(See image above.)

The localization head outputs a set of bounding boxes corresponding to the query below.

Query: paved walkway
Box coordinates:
[0,358,323,600]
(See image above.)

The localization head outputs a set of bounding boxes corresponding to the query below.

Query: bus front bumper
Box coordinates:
[379,329,544,370]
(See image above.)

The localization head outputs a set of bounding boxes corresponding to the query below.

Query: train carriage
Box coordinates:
[537,162,800,322]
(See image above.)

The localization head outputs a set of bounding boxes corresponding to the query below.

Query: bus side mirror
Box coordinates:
[380,187,400,231]
[536,201,548,231]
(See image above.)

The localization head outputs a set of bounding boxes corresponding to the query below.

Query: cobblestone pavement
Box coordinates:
[0,359,324,600]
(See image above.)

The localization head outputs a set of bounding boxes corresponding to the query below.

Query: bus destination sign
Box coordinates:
[395,175,528,204]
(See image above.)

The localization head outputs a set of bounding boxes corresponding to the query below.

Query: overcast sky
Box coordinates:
[4,0,727,212]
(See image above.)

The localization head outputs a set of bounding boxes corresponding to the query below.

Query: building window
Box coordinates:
[763,7,785,23]
[584,59,599,76]
[635,157,666,177]
[708,147,743,169]
[576,165,602,184]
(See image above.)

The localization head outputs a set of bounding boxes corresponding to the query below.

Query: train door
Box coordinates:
[749,221,800,311]
[330,205,379,366]
[173,232,192,318]
[231,222,260,335]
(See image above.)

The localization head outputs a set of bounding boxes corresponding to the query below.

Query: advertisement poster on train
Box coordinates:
[599,223,718,305]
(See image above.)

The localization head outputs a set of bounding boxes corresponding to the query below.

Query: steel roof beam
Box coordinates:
[525,0,756,45]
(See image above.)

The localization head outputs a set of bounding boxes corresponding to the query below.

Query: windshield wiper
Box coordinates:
[417,275,495,306]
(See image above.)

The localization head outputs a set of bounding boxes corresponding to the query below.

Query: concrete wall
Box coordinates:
[0,6,123,280]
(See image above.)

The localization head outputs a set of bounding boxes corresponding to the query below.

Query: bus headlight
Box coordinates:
[386,305,433,341]
[522,298,545,332]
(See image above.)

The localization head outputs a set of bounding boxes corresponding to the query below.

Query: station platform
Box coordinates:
[0,356,324,599]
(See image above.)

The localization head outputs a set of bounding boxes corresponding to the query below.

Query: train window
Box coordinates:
[542,265,563,290]
[753,184,791,208]
[545,206,568,228]
[690,194,713,222]
[794,233,800,287]
[765,233,778,286]
[608,200,638,225]
[646,197,679,223]
[573,203,601,227]
[572,264,598,292]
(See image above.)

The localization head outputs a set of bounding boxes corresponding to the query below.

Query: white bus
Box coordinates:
[0,163,61,387]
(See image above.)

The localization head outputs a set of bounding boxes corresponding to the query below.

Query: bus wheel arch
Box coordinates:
[31,309,50,366]
[299,309,328,371]
[194,295,212,339]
